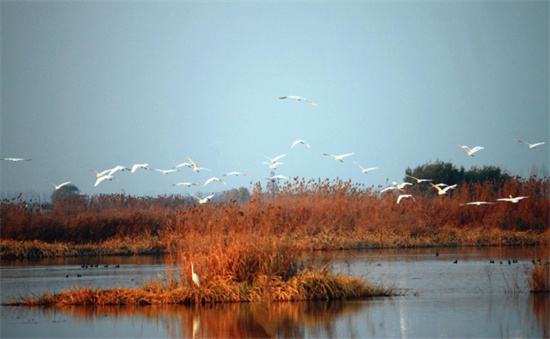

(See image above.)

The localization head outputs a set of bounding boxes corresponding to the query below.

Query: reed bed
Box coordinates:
[1,176,548,259]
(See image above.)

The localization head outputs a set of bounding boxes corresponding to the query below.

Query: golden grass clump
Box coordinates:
[527,260,550,293]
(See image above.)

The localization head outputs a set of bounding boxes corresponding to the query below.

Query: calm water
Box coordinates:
[1,247,548,338]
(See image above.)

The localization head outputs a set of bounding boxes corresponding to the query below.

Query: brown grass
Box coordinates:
[527,261,550,293]
[1,176,548,259]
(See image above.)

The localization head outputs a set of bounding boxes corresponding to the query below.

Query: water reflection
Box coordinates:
[1,247,548,338]
[2,294,547,338]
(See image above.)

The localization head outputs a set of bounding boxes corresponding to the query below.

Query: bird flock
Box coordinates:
[0,97,546,206]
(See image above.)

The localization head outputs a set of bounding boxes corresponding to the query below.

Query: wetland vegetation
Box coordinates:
[2,171,548,304]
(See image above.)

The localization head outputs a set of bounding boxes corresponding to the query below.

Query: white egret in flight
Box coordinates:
[0,158,31,162]
[497,195,528,203]
[264,154,286,164]
[188,157,211,172]
[430,183,457,195]
[321,152,354,162]
[204,177,227,187]
[397,194,416,204]
[89,168,112,178]
[266,175,289,181]
[460,201,495,206]
[44,180,71,190]
[223,171,249,177]
[193,194,215,204]
[94,175,119,187]
[459,145,484,157]
[515,139,546,149]
[172,182,199,187]
[263,161,284,170]
[278,96,318,106]
[153,168,180,175]
[405,174,433,183]
[130,163,151,172]
[353,161,378,174]
[291,140,310,149]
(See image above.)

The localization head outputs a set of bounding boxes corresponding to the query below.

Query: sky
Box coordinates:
[1,1,548,201]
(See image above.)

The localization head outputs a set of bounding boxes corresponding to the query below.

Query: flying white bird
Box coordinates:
[266,175,289,181]
[0,158,31,162]
[291,140,310,149]
[153,168,180,175]
[89,168,112,178]
[44,180,71,190]
[107,165,129,176]
[263,161,284,170]
[188,157,210,172]
[497,195,529,203]
[381,185,400,193]
[204,177,227,187]
[223,171,249,177]
[278,96,318,106]
[264,154,286,164]
[174,162,192,169]
[460,201,495,206]
[515,139,546,149]
[321,152,354,162]
[354,161,378,174]
[397,194,416,204]
[130,163,151,172]
[193,194,215,204]
[393,181,412,190]
[191,263,200,287]
[94,175,119,187]
[459,145,484,157]
[172,182,199,187]
[430,183,457,195]
[405,174,433,183]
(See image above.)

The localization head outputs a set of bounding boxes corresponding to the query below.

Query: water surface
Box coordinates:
[1,247,548,338]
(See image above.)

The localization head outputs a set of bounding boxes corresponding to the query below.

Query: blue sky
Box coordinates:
[1,1,548,200]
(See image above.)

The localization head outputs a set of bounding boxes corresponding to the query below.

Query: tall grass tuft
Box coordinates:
[527,261,550,293]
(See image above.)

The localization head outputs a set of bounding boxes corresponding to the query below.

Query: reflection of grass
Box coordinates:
[526,261,550,293]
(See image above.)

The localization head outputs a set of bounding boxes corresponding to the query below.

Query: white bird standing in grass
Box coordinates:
[321,152,354,162]
[44,180,71,190]
[291,140,310,149]
[279,96,318,106]
[0,158,31,162]
[353,161,378,174]
[497,195,529,203]
[192,194,215,204]
[515,139,546,149]
[397,194,416,204]
[430,183,457,195]
[191,263,200,287]
[460,201,495,206]
[204,177,227,187]
[405,174,433,183]
[459,145,484,156]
